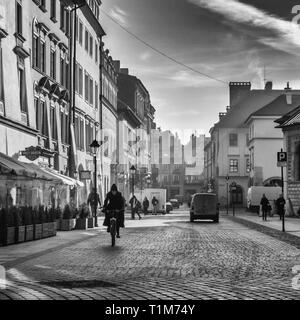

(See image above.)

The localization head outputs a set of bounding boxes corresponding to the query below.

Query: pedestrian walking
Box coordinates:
[260,194,270,221]
[136,200,142,220]
[152,196,159,215]
[87,188,101,227]
[142,197,149,215]
[129,195,138,219]
[276,194,286,220]
[102,184,125,238]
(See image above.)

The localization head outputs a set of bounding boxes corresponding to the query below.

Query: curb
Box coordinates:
[226,215,300,249]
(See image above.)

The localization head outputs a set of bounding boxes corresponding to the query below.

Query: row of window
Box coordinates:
[74,116,96,153]
[74,62,99,108]
[102,74,117,108]
[76,16,99,65]
[33,21,70,89]
[34,96,69,144]
[229,158,250,173]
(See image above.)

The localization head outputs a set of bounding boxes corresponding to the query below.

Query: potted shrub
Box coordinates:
[33,207,42,240]
[60,204,76,231]
[15,207,25,243]
[48,208,57,237]
[55,207,62,231]
[87,206,95,229]
[24,206,34,242]
[76,204,89,230]
[0,207,16,246]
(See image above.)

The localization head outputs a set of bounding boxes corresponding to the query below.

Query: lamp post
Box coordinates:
[130,165,136,197]
[90,139,101,227]
[226,175,229,215]
[130,165,136,220]
[230,181,237,216]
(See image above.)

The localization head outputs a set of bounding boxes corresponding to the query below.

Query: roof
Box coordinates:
[245,94,300,124]
[275,105,300,128]
[210,90,300,132]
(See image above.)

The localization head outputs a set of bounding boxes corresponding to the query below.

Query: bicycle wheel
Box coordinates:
[110,219,116,247]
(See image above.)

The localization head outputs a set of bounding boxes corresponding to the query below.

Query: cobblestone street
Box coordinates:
[1,210,300,300]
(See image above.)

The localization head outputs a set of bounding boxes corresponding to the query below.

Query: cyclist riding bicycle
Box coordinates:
[102,184,125,238]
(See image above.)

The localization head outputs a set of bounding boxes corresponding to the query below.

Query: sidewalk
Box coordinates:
[222,209,300,238]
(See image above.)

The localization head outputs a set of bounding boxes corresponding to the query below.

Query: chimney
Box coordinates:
[285,82,292,105]
[113,60,120,72]
[265,81,273,90]
[120,68,129,75]
[219,112,226,121]
[229,82,251,107]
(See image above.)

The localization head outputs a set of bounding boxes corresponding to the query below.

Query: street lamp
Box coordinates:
[90,139,101,227]
[130,165,136,197]
[226,175,229,215]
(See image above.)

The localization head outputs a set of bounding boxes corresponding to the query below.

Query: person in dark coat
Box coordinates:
[152,196,159,214]
[260,194,270,221]
[276,194,286,220]
[142,197,149,215]
[102,184,125,238]
[87,188,101,227]
[129,195,138,219]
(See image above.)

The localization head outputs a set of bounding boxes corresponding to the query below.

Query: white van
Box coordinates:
[247,186,281,212]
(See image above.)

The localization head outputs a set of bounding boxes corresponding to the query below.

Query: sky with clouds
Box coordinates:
[99,0,300,137]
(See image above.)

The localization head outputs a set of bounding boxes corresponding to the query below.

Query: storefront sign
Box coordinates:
[80,171,91,180]
[21,146,54,161]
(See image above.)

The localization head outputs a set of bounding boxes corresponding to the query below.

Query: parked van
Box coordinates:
[247,186,281,213]
[190,193,220,223]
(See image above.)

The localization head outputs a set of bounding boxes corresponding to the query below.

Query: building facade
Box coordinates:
[0,0,75,170]
[114,62,154,199]
[275,105,300,216]
[205,82,292,207]
[99,46,118,199]
[72,0,105,203]
[245,92,300,188]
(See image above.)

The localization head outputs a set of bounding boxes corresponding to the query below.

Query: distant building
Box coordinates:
[99,46,118,199]
[151,130,185,199]
[114,62,154,199]
[205,81,300,207]
[183,134,205,197]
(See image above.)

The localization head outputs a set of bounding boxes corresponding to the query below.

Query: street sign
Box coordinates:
[230,181,237,191]
[79,170,91,180]
[277,151,287,167]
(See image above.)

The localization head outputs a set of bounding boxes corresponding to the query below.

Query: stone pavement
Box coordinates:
[0,211,300,300]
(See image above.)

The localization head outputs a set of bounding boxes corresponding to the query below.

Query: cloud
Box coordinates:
[168,70,217,87]
[188,0,300,56]
[140,51,152,61]
[109,6,129,26]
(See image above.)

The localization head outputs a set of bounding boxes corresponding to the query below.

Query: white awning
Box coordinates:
[39,167,84,187]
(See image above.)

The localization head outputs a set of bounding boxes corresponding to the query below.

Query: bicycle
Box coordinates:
[106,209,120,247]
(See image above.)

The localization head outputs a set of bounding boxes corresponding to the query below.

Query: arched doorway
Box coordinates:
[231,185,243,205]
[294,142,300,181]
